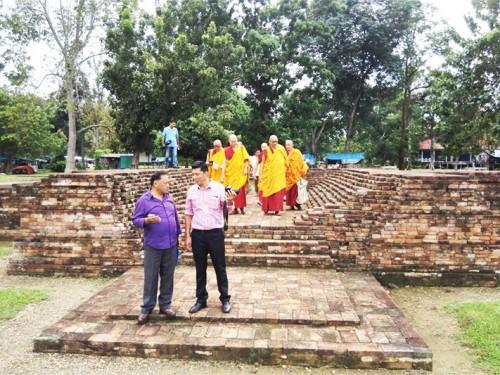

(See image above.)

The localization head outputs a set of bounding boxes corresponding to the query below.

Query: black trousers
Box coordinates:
[191,228,230,303]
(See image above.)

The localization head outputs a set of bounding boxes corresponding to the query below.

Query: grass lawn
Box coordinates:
[0,246,12,257]
[0,288,49,320]
[447,302,500,374]
[0,170,53,184]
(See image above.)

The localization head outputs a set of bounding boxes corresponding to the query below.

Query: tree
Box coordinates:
[307,0,419,152]
[0,88,65,169]
[2,0,113,172]
[396,0,431,169]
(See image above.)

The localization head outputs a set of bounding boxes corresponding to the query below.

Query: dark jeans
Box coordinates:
[141,245,177,314]
[191,228,230,303]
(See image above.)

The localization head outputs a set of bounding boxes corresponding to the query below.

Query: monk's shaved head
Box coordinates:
[213,139,222,147]
[285,140,293,152]
[269,135,278,149]
[261,142,268,151]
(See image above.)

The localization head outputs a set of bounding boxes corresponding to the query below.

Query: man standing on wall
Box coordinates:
[185,161,232,314]
[132,171,182,325]
[162,119,180,168]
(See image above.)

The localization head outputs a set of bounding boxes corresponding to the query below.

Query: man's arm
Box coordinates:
[132,198,160,227]
[185,215,193,250]
[132,199,147,228]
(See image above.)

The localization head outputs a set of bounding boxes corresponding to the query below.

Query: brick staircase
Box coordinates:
[181,224,334,269]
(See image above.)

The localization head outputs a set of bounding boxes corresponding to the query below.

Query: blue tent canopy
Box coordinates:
[303,153,316,166]
[324,152,364,164]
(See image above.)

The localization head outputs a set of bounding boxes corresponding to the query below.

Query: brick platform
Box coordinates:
[34,266,432,370]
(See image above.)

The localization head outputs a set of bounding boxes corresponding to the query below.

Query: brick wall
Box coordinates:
[0,183,39,240]
[303,169,499,286]
[7,169,192,277]
[2,167,499,285]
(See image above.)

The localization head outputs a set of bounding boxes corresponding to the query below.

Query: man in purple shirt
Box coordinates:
[185,161,233,314]
[132,171,182,324]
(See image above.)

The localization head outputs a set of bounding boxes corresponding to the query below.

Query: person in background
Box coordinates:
[258,135,288,215]
[206,139,225,184]
[285,140,308,210]
[224,134,250,214]
[162,119,180,168]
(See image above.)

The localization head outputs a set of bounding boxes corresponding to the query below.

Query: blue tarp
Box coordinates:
[303,153,316,166]
[325,152,365,164]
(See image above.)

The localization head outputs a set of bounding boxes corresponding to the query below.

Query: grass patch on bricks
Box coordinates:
[446,301,500,374]
[0,246,13,257]
[0,288,49,320]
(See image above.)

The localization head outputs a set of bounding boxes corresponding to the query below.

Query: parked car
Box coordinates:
[12,165,35,174]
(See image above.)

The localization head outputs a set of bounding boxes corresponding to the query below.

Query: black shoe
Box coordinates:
[137,312,150,325]
[222,301,231,313]
[189,302,207,314]
[295,203,302,210]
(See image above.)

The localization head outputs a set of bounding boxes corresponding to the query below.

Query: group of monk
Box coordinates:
[206,134,308,216]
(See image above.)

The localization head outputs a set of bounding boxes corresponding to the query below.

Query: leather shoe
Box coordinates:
[189,302,207,314]
[137,313,150,325]
[222,301,231,313]
[159,307,176,318]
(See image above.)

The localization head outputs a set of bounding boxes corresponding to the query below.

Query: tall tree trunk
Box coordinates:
[64,69,77,173]
[398,86,411,170]
[132,150,140,169]
[344,91,362,153]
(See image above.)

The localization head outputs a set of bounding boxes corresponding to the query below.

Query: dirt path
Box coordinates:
[0,247,498,374]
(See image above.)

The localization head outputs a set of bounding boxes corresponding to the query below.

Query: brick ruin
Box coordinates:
[0,168,498,285]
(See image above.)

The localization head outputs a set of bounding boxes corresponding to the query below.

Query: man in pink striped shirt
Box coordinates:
[185,161,232,314]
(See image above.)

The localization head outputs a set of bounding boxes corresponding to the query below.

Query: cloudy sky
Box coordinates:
[0,0,475,96]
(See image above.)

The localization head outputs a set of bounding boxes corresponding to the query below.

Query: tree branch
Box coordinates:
[39,0,65,55]
[77,52,105,66]
[77,124,111,134]
[34,72,62,89]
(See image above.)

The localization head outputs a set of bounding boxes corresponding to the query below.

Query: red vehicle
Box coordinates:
[11,165,35,174]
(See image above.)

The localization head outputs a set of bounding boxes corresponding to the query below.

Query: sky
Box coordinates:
[0,0,475,96]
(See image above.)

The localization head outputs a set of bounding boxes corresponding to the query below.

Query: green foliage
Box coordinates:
[446,302,500,373]
[0,246,13,257]
[0,288,48,320]
[47,155,66,173]
[93,148,113,170]
[0,89,65,160]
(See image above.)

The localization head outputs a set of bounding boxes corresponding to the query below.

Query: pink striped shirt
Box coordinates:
[185,180,226,230]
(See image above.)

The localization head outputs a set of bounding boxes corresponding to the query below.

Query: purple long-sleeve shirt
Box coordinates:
[132,191,182,250]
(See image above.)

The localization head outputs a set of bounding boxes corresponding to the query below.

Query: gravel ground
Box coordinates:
[0,248,498,375]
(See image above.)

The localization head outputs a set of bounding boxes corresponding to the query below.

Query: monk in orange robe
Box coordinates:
[285,140,308,210]
[224,134,250,214]
[206,139,225,183]
[258,135,288,215]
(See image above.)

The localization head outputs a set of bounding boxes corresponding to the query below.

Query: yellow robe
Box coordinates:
[259,144,288,198]
[286,148,308,190]
[208,149,225,183]
[224,145,250,190]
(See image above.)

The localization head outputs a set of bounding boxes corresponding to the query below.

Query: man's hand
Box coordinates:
[145,214,161,224]
[226,190,237,202]
[185,235,191,251]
